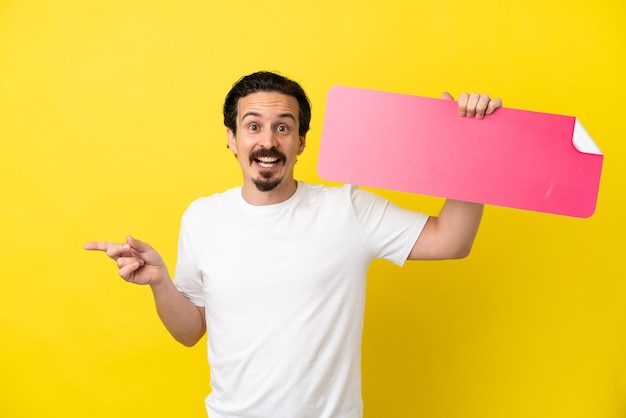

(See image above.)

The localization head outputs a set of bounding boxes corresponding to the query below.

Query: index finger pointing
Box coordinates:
[84,241,131,260]
[84,241,112,251]
[84,241,127,254]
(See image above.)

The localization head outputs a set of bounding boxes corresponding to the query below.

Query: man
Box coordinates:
[85,71,502,418]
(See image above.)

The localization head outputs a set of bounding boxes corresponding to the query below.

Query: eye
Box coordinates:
[247,123,259,132]
[276,125,289,133]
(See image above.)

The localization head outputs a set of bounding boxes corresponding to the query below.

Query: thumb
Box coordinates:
[126,235,153,253]
[441,92,455,101]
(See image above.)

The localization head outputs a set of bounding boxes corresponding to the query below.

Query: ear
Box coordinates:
[297,134,307,155]
[226,128,237,154]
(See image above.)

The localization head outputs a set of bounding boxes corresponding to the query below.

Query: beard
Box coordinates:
[249,147,288,192]
[252,171,284,192]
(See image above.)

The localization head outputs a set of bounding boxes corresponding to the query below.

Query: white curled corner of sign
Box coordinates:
[573,119,602,155]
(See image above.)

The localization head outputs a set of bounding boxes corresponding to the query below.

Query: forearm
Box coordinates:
[150,277,206,347]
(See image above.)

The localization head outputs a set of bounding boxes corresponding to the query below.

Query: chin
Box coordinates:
[252,176,284,192]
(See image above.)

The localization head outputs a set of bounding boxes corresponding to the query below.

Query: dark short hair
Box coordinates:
[223,71,311,136]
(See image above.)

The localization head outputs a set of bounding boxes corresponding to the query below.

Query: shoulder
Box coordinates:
[182,187,241,219]
[297,182,390,209]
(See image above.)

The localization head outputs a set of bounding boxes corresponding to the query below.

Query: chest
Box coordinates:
[192,202,370,299]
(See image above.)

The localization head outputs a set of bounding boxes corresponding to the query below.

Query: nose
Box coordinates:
[258,127,278,149]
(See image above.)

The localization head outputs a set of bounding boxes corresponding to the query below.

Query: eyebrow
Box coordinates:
[241,111,297,123]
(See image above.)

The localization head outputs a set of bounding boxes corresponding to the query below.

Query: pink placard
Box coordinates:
[317,86,603,218]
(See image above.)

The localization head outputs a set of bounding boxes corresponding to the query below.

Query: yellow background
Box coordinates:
[1,0,624,417]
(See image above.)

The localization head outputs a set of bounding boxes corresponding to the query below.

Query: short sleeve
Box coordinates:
[348,185,428,266]
[173,212,206,307]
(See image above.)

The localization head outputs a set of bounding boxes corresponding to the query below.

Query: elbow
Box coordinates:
[164,306,206,347]
[180,340,198,348]
[170,323,205,347]
[176,333,203,347]
[450,243,474,260]
[455,249,471,260]
[449,232,480,259]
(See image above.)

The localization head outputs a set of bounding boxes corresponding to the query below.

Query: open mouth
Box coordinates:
[255,156,281,168]
[250,149,286,169]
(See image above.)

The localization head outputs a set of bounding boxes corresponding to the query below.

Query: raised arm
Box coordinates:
[408,92,502,261]
[408,199,484,260]
[84,236,206,346]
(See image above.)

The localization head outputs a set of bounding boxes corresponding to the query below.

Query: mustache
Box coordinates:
[249,148,287,164]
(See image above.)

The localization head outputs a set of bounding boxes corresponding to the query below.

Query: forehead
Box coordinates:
[237,91,300,121]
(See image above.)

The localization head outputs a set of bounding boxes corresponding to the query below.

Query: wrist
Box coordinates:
[149,271,172,289]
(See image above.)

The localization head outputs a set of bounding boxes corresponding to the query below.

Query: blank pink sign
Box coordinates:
[317,86,603,218]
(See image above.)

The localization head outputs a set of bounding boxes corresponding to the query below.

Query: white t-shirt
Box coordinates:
[174,182,428,418]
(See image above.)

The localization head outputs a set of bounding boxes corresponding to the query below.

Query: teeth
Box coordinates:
[256,156,280,168]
